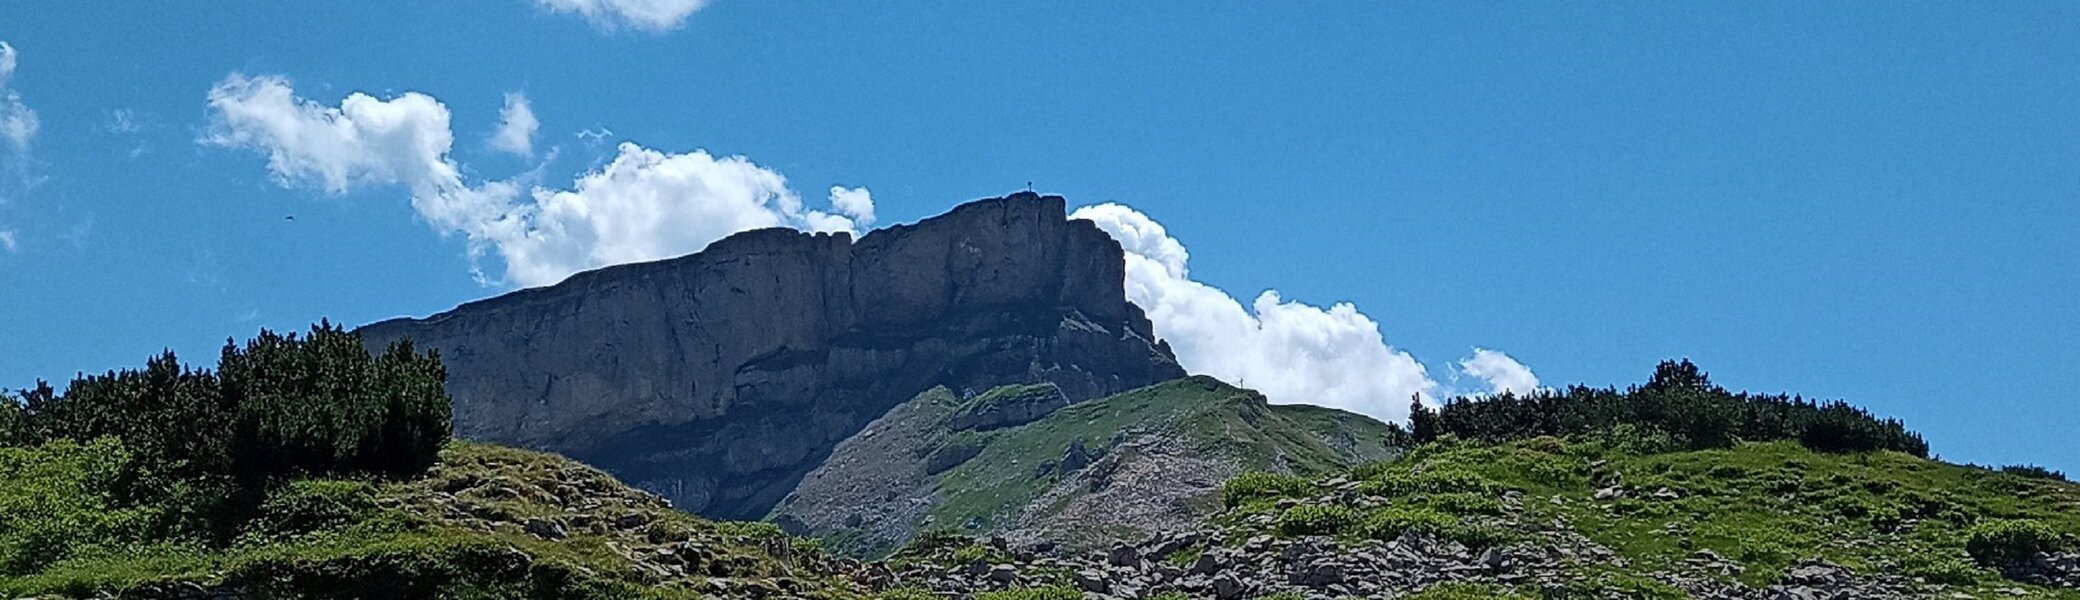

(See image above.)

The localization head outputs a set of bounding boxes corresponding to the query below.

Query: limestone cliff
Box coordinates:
[358,192,1186,520]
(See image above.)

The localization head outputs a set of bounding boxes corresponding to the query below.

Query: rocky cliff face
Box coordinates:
[358,192,1186,520]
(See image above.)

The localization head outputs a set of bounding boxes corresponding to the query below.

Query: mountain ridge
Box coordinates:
[357,192,1187,520]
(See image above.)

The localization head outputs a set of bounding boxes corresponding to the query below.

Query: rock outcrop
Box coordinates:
[771,377,1403,558]
[358,193,1185,520]
[945,383,1070,432]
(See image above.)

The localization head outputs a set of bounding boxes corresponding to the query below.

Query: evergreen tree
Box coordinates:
[0,388,25,446]
[1409,394,1440,443]
[1426,360,1927,457]
[1,321,454,537]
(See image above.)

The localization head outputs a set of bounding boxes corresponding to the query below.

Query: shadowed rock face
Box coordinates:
[359,192,1185,520]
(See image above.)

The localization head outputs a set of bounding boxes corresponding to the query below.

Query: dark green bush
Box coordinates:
[1363,506,1460,541]
[1900,553,1983,586]
[239,480,381,543]
[1523,435,1566,454]
[5,322,450,540]
[0,438,157,574]
[219,325,451,480]
[1965,519,2065,567]
[1995,464,2069,482]
[14,322,449,487]
[972,586,1082,600]
[1357,466,1500,497]
[1220,471,1310,507]
[1277,505,1360,536]
[1430,359,1927,457]
[1361,506,1513,548]
[0,395,25,446]
[1405,583,1531,599]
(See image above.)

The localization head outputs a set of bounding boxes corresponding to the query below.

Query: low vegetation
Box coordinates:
[1220,428,2080,596]
[0,324,865,599]
[927,376,1399,538]
[8,331,2076,598]
[1413,359,1928,456]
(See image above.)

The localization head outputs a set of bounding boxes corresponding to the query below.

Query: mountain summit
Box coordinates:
[359,192,1187,519]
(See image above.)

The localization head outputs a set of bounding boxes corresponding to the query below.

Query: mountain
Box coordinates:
[13,416,2076,599]
[770,376,1403,557]
[358,192,1186,520]
[6,325,2079,598]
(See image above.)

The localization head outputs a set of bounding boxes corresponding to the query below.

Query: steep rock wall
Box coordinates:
[359,192,1185,519]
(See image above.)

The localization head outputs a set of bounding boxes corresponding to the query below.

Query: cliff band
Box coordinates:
[359,192,1186,519]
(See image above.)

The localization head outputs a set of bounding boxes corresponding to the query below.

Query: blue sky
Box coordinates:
[0,2,2074,473]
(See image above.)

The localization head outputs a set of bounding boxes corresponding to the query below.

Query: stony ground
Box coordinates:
[868,491,1954,599]
[862,467,2080,599]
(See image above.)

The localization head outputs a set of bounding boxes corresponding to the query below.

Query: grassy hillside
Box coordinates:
[12,329,2073,598]
[1213,435,2080,598]
[0,441,867,599]
[774,376,1405,558]
[864,434,2079,599]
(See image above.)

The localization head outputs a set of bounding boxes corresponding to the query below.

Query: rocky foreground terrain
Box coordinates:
[7,419,2079,599]
[874,488,1940,600]
[862,440,2080,599]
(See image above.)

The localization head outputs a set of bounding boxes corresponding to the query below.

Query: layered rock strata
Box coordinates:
[360,192,1185,519]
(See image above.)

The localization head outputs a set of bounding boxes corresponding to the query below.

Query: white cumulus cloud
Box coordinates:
[1458,347,1540,397]
[202,73,873,288]
[496,144,871,286]
[827,186,875,227]
[1070,203,1442,423]
[489,92,539,157]
[202,74,463,198]
[0,41,38,158]
[535,0,710,33]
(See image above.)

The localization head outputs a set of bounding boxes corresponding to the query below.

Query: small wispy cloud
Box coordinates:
[489,93,538,157]
[534,0,710,33]
[0,42,38,158]
[0,41,41,248]
[575,127,613,146]
[59,215,91,247]
[107,109,142,134]
[105,109,153,158]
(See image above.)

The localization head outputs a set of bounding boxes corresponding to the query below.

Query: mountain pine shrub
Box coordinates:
[1429,359,1927,457]
[0,438,158,574]
[1277,504,1360,536]
[1965,519,2067,567]
[2,322,450,539]
[973,586,1081,600]
[1220,471,1309,507]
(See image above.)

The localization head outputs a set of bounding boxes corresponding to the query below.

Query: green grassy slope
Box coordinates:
[1219,434,2080,598]
[929,375,1402,537]
[1,441,868,600]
